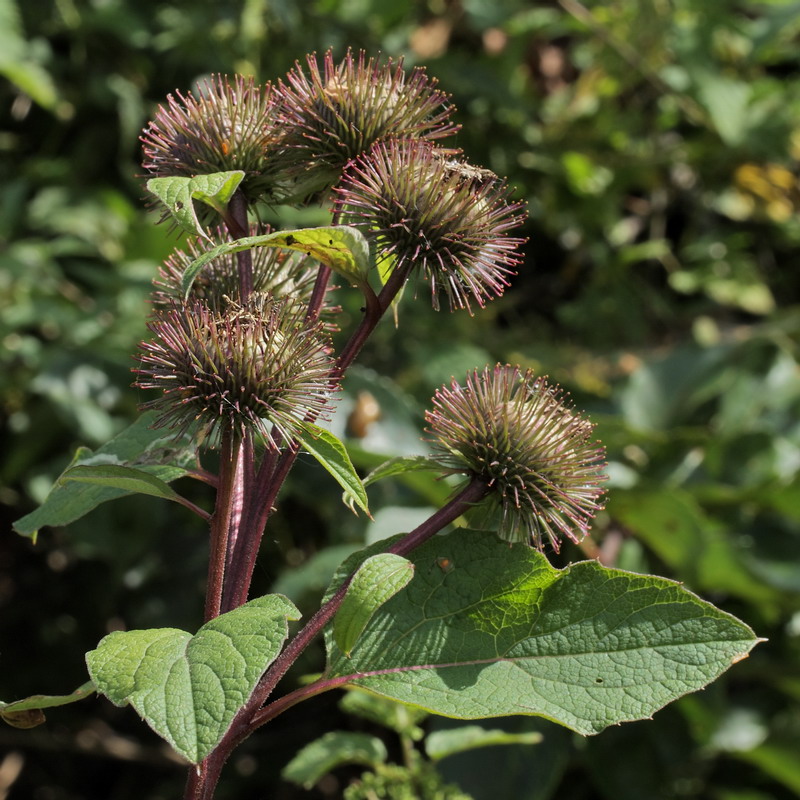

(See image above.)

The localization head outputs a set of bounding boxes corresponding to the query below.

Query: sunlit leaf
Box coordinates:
[86,595,300,763]
[324,531,760,736]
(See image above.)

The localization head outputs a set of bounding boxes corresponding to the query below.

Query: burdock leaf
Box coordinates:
[86,595,300,763]
[181,226,371,297]
[324,531,760,736]
[147,171,245,238]
[333,554,414,657]
[1,682,95,729]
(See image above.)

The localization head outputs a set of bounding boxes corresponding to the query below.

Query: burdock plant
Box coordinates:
[7,50,759,800]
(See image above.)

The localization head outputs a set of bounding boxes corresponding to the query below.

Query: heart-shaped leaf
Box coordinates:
[324,531,760,736]
[86,594,300,763]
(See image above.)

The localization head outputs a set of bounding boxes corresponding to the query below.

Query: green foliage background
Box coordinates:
[1,0,799,798]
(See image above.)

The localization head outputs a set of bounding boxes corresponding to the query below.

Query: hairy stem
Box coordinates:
[306,264,331,323]
[204,430,241,622]
[224,433,253,575]
[183,750,227,800]
[220,440,279,612]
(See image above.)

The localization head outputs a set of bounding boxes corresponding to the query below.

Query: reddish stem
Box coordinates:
[204,431,241,622]
[332,262,410,380]
[223,190,253,302]
[220,260,409,611]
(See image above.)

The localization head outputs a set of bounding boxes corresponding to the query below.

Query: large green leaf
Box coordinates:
[12,412,198,538]
[180,226,371,296]
[86,594,300,763]
[324,531,759,736]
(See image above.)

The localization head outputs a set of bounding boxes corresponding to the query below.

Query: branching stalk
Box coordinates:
[202,476,490,783]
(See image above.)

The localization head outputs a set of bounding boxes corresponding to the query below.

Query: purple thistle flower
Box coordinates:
[333,140,527,312]
[425,364,607,551]
[134,297,335,446]
[269,49,458,199]
[141,75,278,202]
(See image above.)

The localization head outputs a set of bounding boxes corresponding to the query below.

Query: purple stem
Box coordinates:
[224,433,253,574]
[331,262,410,381]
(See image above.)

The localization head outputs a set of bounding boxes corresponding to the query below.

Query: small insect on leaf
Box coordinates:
[436,556,454,573]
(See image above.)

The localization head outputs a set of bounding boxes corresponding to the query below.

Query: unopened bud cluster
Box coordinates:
[136,52,605,552]
[140,48,526,314]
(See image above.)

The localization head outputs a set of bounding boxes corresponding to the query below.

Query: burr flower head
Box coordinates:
[141,74,278,202]
[151,223,322,317]
[270,49,458,198]
[333,140,527,312]
[134,297,335,446]
[425,364,607,551]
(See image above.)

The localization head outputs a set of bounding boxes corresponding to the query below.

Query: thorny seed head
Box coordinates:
[134,297,335,447]
[333,140,527,312]
[151,223,336,325]
[425,364,607,551]
[269,48,459,200]
[141,74,278,203]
